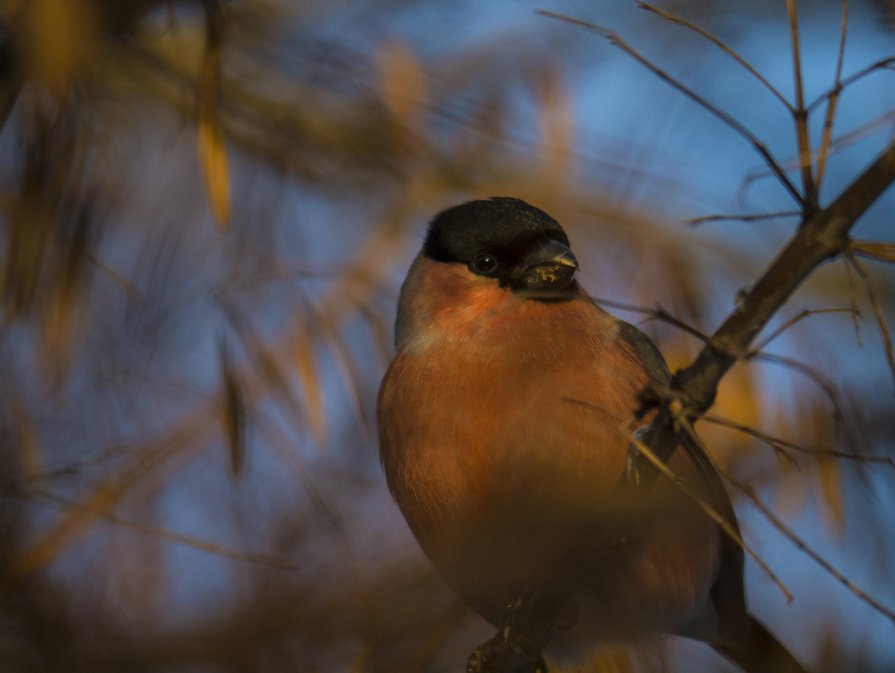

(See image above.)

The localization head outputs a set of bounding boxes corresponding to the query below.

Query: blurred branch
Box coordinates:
[26,488,300,569]
[2,405,214,591]
[538,10,805,206]
[687,210,801,226]
[636,2,792,112]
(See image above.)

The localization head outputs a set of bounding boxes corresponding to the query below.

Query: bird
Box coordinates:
[377,197,808,673]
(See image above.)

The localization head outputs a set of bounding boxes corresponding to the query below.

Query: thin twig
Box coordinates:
[842,256,865,347]
[806,57,895,113]
[816,0,849,191]
[702,414,894,468]
[28,489,300,570]
[676,417,895,625]
[750,352,845,427]
[740,108,895,195]
[845,251,895,395]
[785,0,816,207]
[636,2,793,111]
[623,419,793,603]
[719,462,895,625]
[687,210,801,226]
[753,307,860,352]
[537,10,805,207]
[592,297,710,343]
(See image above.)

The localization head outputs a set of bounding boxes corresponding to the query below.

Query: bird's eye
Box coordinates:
[472,254,498,275]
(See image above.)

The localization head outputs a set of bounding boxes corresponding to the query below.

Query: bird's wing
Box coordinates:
[614,320,749,633]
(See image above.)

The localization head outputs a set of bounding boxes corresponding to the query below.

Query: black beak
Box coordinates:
[514,239,579,297]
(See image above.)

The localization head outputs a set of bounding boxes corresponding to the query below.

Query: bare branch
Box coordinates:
[806,57,895,113]
[634,140,895,484]
[785,0,816,207]
[816,0,849,191]
[752,307,860,352]
[702,414,894,468]
[592,297,710,343]
[677,418,895,625]
[845,252,895,395]
[740,108,895,195]
[687,210,801,226]
[636,2,792,112]
[537,10,805,207]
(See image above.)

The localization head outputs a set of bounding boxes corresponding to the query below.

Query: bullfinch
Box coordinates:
[378,197,808,673]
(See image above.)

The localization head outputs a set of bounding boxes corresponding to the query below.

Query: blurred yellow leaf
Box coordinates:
[197,5,230,228]
[587,646,636,673]
[295,327,327,445]
[376,40,426,130]
[23,0,99,90]
[533,64,574,181]
[818,455,844,536]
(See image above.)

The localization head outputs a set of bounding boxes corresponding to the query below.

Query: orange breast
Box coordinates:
[378,266,719,635]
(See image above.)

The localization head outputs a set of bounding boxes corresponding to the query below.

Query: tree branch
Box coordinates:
[634,139,895,482]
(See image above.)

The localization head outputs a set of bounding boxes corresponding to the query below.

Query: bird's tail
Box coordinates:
[712,615,808,673]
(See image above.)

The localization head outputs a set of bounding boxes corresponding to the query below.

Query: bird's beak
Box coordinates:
[516,239,579,296]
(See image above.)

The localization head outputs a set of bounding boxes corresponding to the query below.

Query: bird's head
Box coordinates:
[423,197,579,300]
[395,197,582,350]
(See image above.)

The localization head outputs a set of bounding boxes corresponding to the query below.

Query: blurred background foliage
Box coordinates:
[0,0,893,672]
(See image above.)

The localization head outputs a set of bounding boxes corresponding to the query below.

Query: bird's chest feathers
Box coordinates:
[379,292,650,551]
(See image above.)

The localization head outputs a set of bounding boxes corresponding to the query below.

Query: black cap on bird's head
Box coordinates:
[423,197,579,300]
